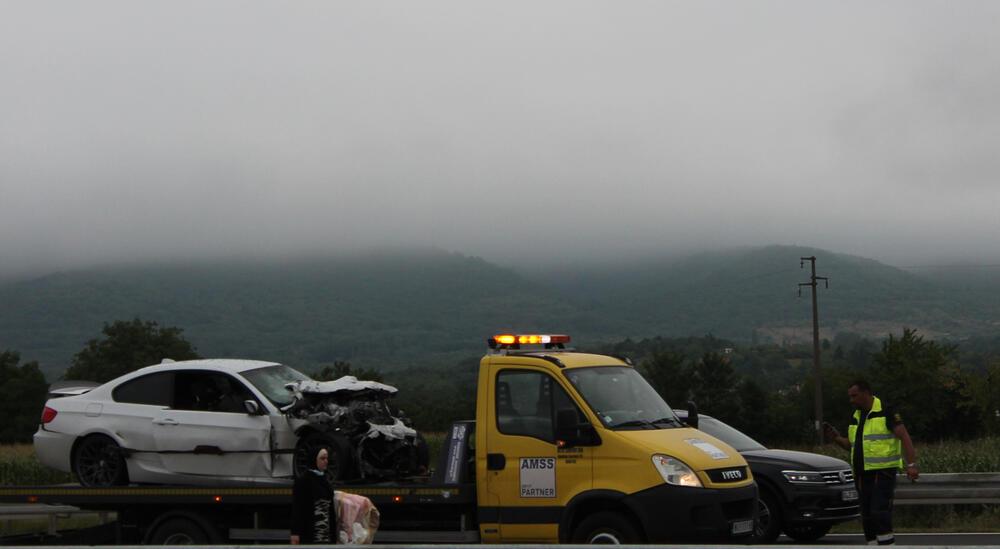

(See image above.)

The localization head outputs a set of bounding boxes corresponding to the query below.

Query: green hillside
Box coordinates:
[0,251,624,379]
[527,245,987,342]
[1,245,995,380]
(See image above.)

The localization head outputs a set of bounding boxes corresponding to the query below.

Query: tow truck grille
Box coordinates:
[821,469,854,484]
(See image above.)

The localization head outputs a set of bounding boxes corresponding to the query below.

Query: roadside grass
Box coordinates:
[0,444,72,486]
[423,432,445,467]
[831,504,1000,533]
[783,436,1000,473]
[0,514,114,537]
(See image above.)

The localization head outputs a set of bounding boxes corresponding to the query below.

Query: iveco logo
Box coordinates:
[721,469,743,480]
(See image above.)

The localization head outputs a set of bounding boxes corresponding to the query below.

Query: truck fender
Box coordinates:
[560,489,643,543]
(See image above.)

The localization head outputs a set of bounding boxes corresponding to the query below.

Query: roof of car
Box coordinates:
[132,358,283,376]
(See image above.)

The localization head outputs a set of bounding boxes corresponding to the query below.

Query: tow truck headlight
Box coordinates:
[782,470,825,484]
[652,455,703,487]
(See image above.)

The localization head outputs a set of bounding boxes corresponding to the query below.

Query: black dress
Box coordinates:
[291,470,335,544]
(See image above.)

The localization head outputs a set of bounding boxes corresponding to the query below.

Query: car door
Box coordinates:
[108,371,175,479]
[486,367,593,542]
[152,370,272,478]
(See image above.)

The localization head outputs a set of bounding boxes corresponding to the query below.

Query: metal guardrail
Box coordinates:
[0,504,111,536]
[895,472,1000,505]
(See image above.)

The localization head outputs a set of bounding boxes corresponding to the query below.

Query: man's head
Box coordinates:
[847,379,874,410]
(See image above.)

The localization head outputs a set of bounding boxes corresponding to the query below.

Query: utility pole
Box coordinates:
[799,256,828,445]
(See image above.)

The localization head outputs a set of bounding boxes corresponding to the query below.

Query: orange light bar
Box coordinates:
[493,334,571,345]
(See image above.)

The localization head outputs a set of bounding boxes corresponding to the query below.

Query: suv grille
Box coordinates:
[821,469,854,484]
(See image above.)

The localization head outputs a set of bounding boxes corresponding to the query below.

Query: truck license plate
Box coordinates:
[731,519,754,535]
[842,489,859,501]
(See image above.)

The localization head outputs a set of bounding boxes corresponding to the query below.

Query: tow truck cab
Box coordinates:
[474,334,758,543]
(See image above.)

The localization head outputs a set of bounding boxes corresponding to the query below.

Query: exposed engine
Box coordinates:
[283,376,428,480]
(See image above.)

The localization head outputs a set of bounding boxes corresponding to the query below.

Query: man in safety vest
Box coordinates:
[823,380,918,546]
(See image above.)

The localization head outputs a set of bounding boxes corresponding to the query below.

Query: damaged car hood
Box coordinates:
[284,376,398,400]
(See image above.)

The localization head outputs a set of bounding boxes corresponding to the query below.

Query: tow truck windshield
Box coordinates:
[241,364,310,407]
[564,366,682,430]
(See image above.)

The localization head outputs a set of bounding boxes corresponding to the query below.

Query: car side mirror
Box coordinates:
[555,408,601,447]
[244,400,262,415]
[686,400,699,429]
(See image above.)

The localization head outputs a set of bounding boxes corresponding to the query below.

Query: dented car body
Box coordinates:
[34,359,426,487]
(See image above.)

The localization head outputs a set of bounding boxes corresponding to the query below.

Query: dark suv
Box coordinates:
[675,410,859,543]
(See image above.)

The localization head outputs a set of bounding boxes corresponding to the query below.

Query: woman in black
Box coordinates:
[290,446,335,544]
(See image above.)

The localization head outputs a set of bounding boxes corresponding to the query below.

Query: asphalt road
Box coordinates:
[791,532,1000,545]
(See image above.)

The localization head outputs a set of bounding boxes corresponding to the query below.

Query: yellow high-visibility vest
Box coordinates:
[847,396,902,471]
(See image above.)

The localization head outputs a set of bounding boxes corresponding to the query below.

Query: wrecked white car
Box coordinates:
[34,359,428,487]
[282,377,428,482]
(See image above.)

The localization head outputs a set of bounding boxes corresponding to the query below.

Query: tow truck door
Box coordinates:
[485,366,592,542]
[153,370,272,478]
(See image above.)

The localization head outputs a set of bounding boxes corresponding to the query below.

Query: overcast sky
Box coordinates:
[2,1,999,278]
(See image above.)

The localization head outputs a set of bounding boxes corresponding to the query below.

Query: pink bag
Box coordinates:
[334,491,380,544]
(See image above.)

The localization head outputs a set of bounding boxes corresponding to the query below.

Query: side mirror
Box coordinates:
[244,400,262,415]
[555,408,601,447]
[686,401,699,429]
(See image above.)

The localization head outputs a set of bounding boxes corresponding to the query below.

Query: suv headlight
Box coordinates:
[652,455,703,487]
[782,470,825,484]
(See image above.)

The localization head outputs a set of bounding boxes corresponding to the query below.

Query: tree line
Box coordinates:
[3,319,999,446]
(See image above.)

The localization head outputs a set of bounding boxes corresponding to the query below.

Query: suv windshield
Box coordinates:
[695,416,766,452]
[563,366,682,430]
[241,364,311,407]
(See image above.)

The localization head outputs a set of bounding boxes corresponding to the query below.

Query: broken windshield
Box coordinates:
[241,364,310,407]
[563,366,682,430]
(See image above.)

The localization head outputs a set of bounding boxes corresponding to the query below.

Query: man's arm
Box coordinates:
[822,422,851,450]
[894,423,919,480]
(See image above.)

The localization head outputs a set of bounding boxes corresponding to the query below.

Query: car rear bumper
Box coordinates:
[623,482,758,542]
[34,427,75,473]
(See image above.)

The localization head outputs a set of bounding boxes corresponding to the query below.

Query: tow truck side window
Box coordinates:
[496,370,585,443]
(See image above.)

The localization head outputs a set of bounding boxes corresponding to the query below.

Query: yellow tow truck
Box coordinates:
[1,333,757,544]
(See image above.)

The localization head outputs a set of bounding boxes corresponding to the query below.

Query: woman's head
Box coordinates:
[315,448,329,471]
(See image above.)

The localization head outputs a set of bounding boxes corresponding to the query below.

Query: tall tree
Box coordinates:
[640,350,691,407]
[691,351,740,420]
[0,351,49,443]
[870,329,965,440]
[64,319,200,383]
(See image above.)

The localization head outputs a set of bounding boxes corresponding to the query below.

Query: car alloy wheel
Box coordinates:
[74,435,128,487]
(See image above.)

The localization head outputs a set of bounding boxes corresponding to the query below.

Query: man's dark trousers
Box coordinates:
[858,468,897,544]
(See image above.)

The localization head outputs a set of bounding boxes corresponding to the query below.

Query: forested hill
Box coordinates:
[2,246,996,379]
[528,245,990,344]
[0,251,622,379]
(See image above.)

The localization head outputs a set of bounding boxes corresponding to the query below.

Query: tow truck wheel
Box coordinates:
[752,488,782,543]
[147,517,212,545]
[294,431,353,481]
[783,523,832,542]
[572,511,642,544]
[73,434,129,487]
